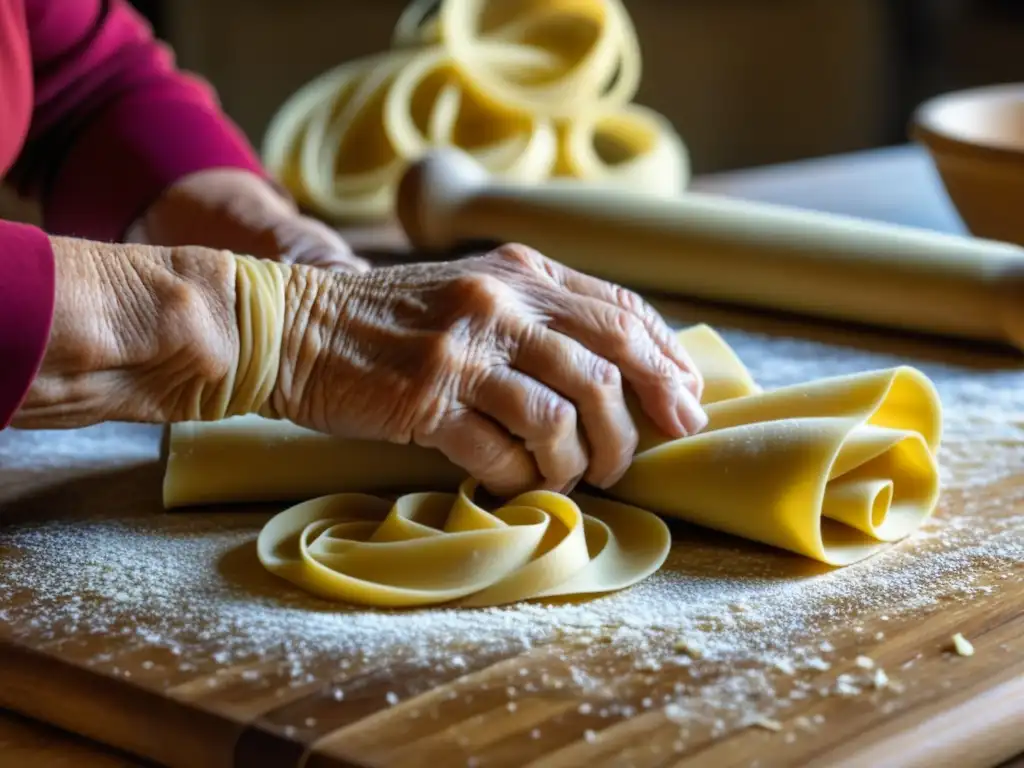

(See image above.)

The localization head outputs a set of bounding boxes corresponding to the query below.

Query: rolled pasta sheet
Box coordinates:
[163,418,464,508]
[609,329,943,566]
[163,325,943,582]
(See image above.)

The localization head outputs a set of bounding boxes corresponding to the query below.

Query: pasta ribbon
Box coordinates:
[165,326,944,607]
[262,0,689,222]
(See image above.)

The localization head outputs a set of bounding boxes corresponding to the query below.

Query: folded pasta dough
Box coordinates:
[163,325,942,576]
[255,479,671,608]
[610,328,942,566]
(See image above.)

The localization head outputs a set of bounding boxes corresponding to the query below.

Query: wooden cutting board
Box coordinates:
[1,299,1023,768]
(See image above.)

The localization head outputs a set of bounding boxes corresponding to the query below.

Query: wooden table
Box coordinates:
[2,144,1023,768]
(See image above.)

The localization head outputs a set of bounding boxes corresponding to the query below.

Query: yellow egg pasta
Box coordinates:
[262,0,690,222]
[164,325,942,607]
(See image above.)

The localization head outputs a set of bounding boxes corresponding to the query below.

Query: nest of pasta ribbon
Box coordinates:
[262,0,690,223]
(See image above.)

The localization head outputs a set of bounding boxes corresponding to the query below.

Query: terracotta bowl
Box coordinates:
[911,83,1024,246]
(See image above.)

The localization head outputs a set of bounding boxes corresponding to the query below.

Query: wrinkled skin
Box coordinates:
[127,170,708,492]
[271,244,706,495]
[18,238,707,498]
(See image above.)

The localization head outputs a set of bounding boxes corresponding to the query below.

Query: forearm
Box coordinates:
[13,0,264,242]
[12,239,243,429]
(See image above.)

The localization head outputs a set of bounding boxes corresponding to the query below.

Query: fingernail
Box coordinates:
[677,386,708,435]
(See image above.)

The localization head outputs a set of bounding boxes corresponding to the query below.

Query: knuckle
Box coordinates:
[532,391,576,434]
[450,273,506,315]
[478,449,530,495]
[647,353,679,385]
[612,284,646,315]
[421,331,467,379]
[609,309,645,349]
[589,357,622,390]
[491,243,543,272]
[476,436,516,475]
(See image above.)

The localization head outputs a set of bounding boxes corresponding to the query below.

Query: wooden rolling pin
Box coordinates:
[396,148,1024,349]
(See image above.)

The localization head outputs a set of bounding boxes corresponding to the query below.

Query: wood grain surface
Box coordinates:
[1,146,1022,768]
[0,710,147,767]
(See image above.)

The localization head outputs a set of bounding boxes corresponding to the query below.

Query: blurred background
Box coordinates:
[131,0,1024,176]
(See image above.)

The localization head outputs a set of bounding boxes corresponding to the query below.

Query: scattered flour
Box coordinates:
[1,327,1023,752]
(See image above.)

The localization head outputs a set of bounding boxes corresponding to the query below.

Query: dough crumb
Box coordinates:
[385,691,400,705]
[835,674,860,697]
[750,716,783,732]
[872,668,890,690]
[673,638,704,659]
[854,655,875,670]
[664,703,688,724]
[806,657,831,671]
[773,658,796,675]
[583,729,598,743]
[951,632,975,657]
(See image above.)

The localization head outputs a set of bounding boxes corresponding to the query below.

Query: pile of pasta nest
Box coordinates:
[262,0,690,222]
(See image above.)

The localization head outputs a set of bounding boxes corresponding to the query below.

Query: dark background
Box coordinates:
[112,0,1024,174]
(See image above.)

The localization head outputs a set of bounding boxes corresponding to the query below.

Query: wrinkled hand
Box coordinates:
[128,169,370,272]
[273,244,707,496]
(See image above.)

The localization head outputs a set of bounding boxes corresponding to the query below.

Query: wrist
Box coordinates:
[13,239,239,428]
[266,263,354,430]
[192,254,291,422]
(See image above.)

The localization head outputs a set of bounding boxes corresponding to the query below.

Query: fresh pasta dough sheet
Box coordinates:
[163,325,942,607]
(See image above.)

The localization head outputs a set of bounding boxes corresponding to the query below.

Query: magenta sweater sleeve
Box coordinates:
[0,221,54,428]
[8,0,266,243]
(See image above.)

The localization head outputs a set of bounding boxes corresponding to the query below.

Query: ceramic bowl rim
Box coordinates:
[911,82,1024,168]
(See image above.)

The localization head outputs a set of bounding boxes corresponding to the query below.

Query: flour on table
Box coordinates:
[1,327,1022,746]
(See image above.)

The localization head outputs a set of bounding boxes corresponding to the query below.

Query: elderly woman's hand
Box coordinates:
[268,244,706,495]
[15,240,705,496]
[127,169,371,273]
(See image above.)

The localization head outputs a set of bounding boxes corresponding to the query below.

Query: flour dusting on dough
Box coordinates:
[0,326,1022,754]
